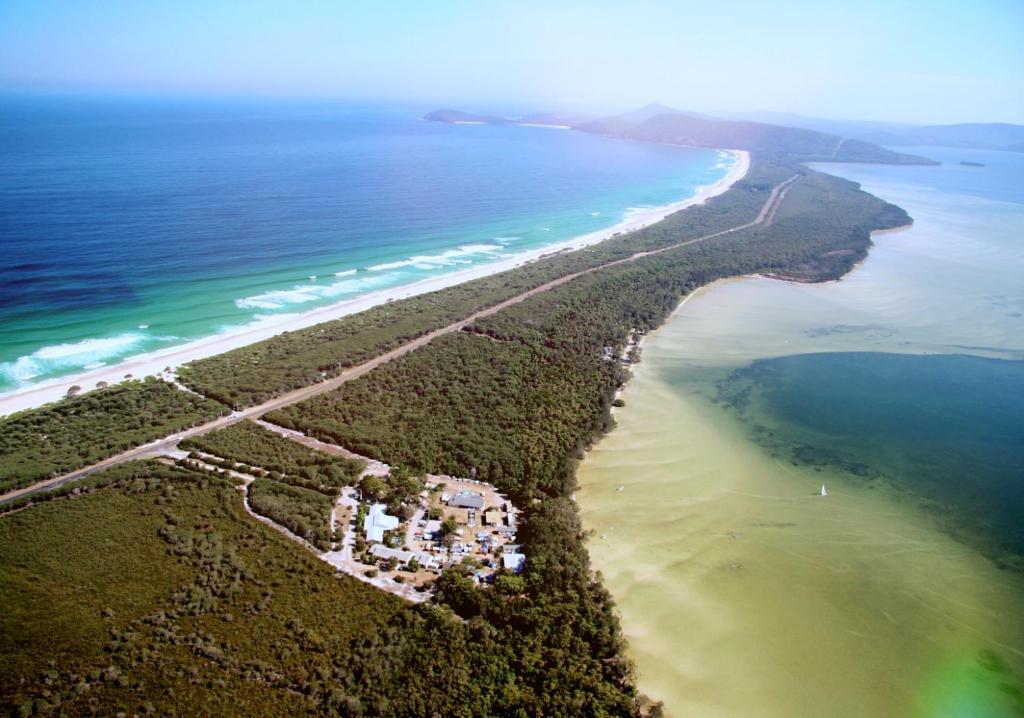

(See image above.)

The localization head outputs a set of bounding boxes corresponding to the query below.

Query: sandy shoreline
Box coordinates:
[0,150,749,417]
[576,161,1024,715]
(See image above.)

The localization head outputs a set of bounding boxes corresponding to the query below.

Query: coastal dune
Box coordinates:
[0,151,749,417]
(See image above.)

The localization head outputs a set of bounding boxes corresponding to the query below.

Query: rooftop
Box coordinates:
[369,544,414,563]
[363,503,400,543]
[447,491,485,510]
[502,552,526,574]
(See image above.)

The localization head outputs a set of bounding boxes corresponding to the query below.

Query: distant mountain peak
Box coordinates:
[637,102,682,114]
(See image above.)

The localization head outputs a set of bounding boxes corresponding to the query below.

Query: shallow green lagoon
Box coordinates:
[715,352,1024,568]
[578,147,1024,717]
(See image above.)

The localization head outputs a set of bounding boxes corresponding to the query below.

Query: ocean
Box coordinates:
[578,146,1024,717]
[0,96,732,391]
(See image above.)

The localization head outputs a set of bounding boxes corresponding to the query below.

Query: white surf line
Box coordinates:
[0,151,750,417]
[5,163,796,509]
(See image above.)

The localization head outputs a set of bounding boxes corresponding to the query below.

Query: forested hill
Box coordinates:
[577,111,938,165]
[425,104,938,165]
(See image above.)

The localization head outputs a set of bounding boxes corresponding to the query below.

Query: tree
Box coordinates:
[360,474,387,502]
[495,574,525,594]
[439,516,459,548]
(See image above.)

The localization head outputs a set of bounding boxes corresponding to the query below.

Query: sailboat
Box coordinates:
[819,484,828,497]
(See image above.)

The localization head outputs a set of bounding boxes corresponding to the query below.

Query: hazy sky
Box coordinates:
[1,0,1022,124]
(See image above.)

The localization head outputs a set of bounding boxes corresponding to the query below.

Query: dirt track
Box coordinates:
[0,172,800,505]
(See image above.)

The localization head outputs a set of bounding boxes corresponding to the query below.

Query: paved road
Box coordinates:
[0,173,800,505]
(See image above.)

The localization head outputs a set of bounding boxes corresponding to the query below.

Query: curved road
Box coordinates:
[1,173,800,505]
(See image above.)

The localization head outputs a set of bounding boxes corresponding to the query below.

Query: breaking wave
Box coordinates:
[234,272,398,311]
[366,243,503,272]
[0,333,145,385]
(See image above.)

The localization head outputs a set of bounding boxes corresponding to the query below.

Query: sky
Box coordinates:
[1,0,1022,124]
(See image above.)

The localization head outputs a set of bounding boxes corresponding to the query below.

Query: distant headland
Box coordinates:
[425,103,939,165]
[422,107,576,129]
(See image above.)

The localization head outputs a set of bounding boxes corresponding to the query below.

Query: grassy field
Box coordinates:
[0,461,403,716]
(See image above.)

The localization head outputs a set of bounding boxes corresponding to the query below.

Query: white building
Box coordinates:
[502,552,526,574]
[363,503,399,543]
[368,544,414,563]
[423,519,442,538]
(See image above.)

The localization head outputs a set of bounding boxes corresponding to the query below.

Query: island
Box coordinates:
[421,108,511,125]
[423,108,579,128]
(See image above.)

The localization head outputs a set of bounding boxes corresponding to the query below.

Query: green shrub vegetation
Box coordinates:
[0,153,914,716]
[336,497,638,717]
[177,158,792,408]
[269,169,909,502]
[247,477,336,551]
[0,461,403,716]
[245,166,908,714]
[0,379,227,493]
[180,420,363,495]
[271,331,618,500]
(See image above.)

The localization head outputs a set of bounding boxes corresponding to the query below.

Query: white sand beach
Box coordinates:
[0,150,749,416]
[516,123,572,130]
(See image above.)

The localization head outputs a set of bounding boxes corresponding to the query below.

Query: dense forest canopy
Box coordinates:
[0,379,227,493]
[180,421,363,495]
[1,142,913,716]
[177,157,788,408]
[0,462,404,716]
[270,169,908,504]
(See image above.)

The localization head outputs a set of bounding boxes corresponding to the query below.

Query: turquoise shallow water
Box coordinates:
[0,96,732,390]
[714,351,1024,568]
[700,145,1024,567]
[577,145,1024,717]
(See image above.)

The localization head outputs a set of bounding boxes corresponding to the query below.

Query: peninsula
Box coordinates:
[1,106,917,716]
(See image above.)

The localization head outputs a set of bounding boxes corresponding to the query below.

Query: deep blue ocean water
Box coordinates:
[0,96,732,390]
